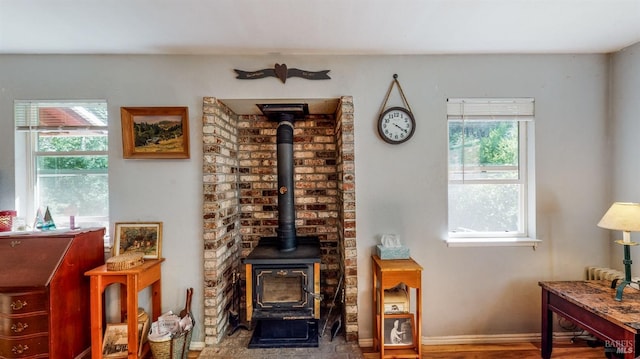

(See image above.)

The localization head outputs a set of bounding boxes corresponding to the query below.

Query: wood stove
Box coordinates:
[244,237,321,348]
[243,104,322,348]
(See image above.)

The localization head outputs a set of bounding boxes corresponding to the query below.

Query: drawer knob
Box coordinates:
[12,344,29,354]
[10,300,27,311]
[11,322,28,333]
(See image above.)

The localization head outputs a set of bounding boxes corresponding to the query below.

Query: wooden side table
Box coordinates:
[540,280,640,359]
[372,255,423,359]
[85,258,164,359]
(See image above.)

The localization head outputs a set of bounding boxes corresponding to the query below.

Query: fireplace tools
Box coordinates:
[321,274,343,341]
[227,271,250,336]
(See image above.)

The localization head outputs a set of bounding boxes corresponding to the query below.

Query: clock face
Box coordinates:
[378,107,416,144]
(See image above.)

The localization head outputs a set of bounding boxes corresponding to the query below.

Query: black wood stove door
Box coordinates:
[253,263,315,319]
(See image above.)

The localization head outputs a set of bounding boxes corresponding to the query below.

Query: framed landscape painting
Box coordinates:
[113,222,162,259]
[121,107,190,159]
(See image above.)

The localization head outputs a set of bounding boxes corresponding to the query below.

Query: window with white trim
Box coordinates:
[447,98,536,246]
[14,100,109,238]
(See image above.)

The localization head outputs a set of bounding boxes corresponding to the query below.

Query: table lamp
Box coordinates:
[597,202,640,301]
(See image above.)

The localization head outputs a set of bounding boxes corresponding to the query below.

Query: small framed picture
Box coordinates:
[114,222,163,259]
[121,106,190,159]
[102,323,129,358]
[384,313,415,348]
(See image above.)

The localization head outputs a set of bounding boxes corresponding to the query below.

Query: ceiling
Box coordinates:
[1,0,639,55]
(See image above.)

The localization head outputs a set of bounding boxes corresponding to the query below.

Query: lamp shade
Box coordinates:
[598,202,640,232]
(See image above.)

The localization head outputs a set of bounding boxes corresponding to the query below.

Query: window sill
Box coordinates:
[444,237,541,248]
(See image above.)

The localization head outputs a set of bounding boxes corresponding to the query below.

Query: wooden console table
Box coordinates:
[372,255,422,359]
[540,280,640,359]
[85,258,164,359]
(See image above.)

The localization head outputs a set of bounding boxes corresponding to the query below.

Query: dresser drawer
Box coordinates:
[0,292,47,315]
[0,334,48,358]
[0,314,49,337]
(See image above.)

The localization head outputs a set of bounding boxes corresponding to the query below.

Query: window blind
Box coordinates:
[15,100,108,131]
[447,98,534,121]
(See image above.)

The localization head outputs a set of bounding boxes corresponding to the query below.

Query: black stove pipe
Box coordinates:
[275,113,297,252]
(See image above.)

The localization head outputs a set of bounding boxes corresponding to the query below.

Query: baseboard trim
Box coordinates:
[358,331,583,348]
[189,341,206,351]
[199,332,583,350]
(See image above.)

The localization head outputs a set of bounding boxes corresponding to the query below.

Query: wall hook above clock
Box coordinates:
[377,74,416,144]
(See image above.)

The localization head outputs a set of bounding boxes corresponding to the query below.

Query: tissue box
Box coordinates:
[376,244,410,260]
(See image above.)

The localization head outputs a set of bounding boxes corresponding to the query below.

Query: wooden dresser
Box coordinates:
[0,228,105,359]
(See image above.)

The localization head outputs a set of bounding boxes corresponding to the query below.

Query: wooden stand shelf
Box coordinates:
[372,255,423,359]
[85,258,164,359]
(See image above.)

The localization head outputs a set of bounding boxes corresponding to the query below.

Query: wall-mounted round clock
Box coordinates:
[377,106,416,144]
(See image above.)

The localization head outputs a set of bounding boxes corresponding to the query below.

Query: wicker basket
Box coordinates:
[148,320,194,359]
[106,252,145,271]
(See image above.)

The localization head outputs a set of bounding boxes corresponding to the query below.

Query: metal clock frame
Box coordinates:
[377,106,416,144]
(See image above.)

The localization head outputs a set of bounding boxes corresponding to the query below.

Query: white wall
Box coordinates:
[609,43,640,270]
[0,53,612,343]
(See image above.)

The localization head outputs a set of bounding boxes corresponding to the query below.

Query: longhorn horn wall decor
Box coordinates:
[234,63,331,84]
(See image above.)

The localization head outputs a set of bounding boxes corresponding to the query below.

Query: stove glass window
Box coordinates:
[262,275,303,303]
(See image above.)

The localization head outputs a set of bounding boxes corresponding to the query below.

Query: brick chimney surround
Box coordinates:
[202,96,357,346]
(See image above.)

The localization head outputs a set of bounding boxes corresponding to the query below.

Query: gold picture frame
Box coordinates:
[121,107,190,159]
[383,313,415,349]
[113,222,162,259]
[102,323,129,358]
[101,322,144,358]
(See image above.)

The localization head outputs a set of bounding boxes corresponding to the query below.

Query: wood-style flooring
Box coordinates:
[189,339,610,358]
[417,341,608,358]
